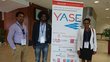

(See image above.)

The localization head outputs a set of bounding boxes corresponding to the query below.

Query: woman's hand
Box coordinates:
[77,50,80,56]
[93,51,97,55]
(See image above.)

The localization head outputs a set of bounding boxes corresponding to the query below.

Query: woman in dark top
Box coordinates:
[77,18,97,62]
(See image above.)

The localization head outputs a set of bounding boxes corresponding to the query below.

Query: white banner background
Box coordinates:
[51,1,83,62]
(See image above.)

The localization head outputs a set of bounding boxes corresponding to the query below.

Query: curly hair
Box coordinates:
[83,18,91,23]
[38,11,49,21]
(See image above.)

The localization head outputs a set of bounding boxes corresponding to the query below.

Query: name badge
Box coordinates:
[21,39,26,45]
[40,36,45,43]
[84,42,89,48]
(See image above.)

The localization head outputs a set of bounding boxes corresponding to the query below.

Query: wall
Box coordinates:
[0,12,2,21]
[83,7,96,28]
[96,18,110,40]
[0,12,4,29]
[96,18,110,33]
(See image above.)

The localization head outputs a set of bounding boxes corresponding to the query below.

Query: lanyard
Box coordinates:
[41,23,45,36]
[16,22,25,35]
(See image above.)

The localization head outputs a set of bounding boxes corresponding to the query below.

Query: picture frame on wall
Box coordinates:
[35,8,41,21]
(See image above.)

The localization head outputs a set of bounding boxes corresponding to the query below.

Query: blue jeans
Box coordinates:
[35,43,49,62]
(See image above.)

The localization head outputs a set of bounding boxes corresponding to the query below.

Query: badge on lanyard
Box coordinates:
[84,42,89,48]
[40,36,45,43]
[21,39,26,45]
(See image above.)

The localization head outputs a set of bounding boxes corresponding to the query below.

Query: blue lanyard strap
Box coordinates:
[41,25,45,34]
[40,23,46,36]
[16,22,25,35]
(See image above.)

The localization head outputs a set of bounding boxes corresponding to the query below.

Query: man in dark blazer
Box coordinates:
[32,11,51,62]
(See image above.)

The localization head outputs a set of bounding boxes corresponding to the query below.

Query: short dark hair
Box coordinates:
[38,11,49,21]
[16,12,24,17]
[83,18,91,23]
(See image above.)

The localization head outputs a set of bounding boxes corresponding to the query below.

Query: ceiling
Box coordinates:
[0,0,29,12]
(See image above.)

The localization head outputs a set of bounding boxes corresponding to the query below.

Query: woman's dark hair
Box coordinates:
[38,11,49,21]
[83,18,91,23]
[16,12,24,17]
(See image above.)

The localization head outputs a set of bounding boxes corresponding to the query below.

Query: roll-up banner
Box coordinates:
[51,0,84,62]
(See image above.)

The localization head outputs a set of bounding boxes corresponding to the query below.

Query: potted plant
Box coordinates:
[0,28,5,46]
[102,28,110,54]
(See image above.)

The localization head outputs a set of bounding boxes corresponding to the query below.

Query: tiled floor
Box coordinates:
[0,40,110,62]
[92,40,110,62]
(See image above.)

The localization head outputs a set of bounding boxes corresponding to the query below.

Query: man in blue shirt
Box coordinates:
[7,12,28,62]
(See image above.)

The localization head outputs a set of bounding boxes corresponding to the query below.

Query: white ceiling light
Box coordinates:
[105,8,109,10]
[1,0,6,1]
[94,1,99,4]
[106,17,110,18]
